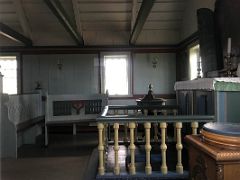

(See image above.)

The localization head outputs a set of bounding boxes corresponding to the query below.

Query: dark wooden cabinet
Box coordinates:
[175,79,240,123]
[177,90,214,115]
[185,135,240,180]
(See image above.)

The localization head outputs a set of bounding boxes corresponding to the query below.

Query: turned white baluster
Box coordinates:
[191,121,199,135]
[144,122,152,174]
[98,123,105,175]
[175,122,183,174]
[153,109,159,142]
[124,109,128,142]
[129,122,136,174]
[160,122,168,174]
[113,123,120,175]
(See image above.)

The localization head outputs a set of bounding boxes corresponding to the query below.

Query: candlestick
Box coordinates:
[227,37,231,55]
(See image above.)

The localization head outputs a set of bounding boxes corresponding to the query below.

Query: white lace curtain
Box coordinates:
[0,56,17,94]
[103,55,129,95]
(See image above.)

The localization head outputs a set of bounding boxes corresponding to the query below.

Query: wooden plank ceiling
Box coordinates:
[0,0,186,46]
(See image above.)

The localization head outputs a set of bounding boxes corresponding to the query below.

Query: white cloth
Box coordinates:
[174,78,240,90]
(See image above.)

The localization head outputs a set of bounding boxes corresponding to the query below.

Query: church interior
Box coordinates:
[1,0,240,179]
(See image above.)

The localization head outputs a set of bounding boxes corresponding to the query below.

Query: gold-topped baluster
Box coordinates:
[124,109,128,143]
[98,123,105,175]
[175,122,183,174]
[191,121,199,135]
[144,122,152,174]
[113,123,120,175]
[153,109,158,142]
[129,122,136,174]
[160,122,168,174]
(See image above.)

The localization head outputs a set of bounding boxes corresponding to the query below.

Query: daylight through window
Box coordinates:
[103,54,130,96]
[0,56,18,94]
[189,44,202,80]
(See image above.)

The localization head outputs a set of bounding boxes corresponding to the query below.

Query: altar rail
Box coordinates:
[96,105,215,177]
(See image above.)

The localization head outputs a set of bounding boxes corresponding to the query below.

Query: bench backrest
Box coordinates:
[45,94,108,123]
[7,94,44,126]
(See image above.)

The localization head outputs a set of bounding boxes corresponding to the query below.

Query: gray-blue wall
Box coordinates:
[22,53,176,103]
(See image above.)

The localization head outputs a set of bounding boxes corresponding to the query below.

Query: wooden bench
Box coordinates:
[45,94,108,146]
[1,93,44,158]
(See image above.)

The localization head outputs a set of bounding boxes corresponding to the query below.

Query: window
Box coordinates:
[101,53,131,96]
[189,44,202,80]
[0,56,18,94]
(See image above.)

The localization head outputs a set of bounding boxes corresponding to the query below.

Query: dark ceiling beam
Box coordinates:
[0,22,32,46]
[14,0,32,39]
[44,0,84,46]
[129,0,155,45]
[0,45,178,54]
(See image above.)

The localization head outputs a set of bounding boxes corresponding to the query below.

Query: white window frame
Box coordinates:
[100,52,132,97]
[0,53,20,94]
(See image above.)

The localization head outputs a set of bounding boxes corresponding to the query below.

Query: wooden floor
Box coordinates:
[2,127,190,180]
[1,132,98,180]
[18,132,98,158]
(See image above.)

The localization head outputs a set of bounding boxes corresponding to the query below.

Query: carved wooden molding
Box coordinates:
[192,155,208,180]
[201,129,240,149]
[216,164,224,180]
[185,135,240,162]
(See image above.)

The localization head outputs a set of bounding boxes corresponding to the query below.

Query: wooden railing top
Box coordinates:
[97,105,215,123]
[107,104,179,110]
[100,105,179,116]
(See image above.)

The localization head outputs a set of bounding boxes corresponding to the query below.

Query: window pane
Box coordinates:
[104,55,129,95]
[189,45,202,80]
[0,56,18,94]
